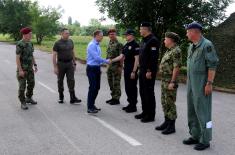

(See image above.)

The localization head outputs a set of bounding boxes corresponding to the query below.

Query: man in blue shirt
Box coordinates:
[86,30,110,114]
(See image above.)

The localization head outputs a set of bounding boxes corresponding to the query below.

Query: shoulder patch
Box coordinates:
[207,46,212,53]
[151,47,157,50]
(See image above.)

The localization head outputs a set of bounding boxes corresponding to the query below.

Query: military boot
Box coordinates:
[25,97,37,105]
[155,117,169,131]
[58,92,64,104]
[21,101,28,110]
[70,91,82,104]
[162,120,176,135]
[109,99,120,105]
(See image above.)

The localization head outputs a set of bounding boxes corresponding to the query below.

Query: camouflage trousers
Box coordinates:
[107,65,122,100]
[17,69,35,103]
[161,79,177,120]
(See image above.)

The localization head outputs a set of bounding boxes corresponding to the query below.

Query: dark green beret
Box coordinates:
[165,32,180,43]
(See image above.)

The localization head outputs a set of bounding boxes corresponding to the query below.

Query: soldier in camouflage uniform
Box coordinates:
[155,32,181,134]
[106,29,123,105]
[16,27,38,110]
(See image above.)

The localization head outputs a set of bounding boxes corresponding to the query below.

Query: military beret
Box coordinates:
[140,22,151,27]
[186,22,203,31]
[123,29,135,35]
[165,32,180,43]
[20,27,32,35]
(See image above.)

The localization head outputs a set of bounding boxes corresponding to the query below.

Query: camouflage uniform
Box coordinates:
[160,46,181,120]
[16,40,35,103]
[106,40,123,100]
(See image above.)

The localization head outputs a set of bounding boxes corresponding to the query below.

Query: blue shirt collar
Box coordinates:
[93,39,99,45]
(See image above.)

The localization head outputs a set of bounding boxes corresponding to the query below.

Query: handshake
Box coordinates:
[106,59,113,64]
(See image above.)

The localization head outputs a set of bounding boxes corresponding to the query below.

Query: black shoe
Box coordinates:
[183,137,199,145]
[58,99,64,104]
[125,107,137,113]
[70,97,82,104]
[94,105,101,111]
[109,99,120,105]
[122,105,130,111]
[135,113,145,119]
[87,109,99,114]
[106,98,113,104]
[141,116,155,123]
[194,143,210,151]
[155,117,169,131]
[25,98,37,105]
[21,102,28,110]
[162,120,176,135]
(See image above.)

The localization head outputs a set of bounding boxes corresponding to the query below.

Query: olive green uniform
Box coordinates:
[106,40,123,100]
[160,46,182,120]
[187,37,219,144]
[16,40,35,103]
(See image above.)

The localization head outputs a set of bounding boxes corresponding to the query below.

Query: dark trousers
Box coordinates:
[57,61,75,95]
[139,71,156,118]
[86,65,101,110]
[124,68,138,107]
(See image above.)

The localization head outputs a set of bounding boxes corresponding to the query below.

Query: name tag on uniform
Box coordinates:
[128,46,132,50]
[151,47,157,50]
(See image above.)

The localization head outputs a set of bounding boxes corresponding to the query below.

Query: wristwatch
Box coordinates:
[207,81,213,85]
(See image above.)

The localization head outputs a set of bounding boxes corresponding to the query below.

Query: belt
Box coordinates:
[58,59,72,63]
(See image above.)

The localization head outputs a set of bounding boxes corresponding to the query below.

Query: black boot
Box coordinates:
[125,106,137,113]
[58,92,64,104]
[106,98,113,104]
[70,91,82,104]
[162,120,176,135]
[194,143,210,151]
[109,99,120,105]
[155,117,169,131]
[25,97,37,105]
[21,101,28,110]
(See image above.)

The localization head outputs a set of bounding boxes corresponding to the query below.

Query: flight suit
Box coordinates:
[187,37,219,144]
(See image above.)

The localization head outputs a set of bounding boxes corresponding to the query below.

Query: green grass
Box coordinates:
[0,34,125,60]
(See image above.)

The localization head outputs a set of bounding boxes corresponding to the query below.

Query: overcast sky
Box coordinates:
[37,0,235,26]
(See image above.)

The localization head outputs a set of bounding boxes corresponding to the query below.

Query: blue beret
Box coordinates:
[140,22,151,27]
[186,22,203,31]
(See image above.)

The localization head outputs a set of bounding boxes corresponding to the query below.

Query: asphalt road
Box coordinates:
[0,42,235,155]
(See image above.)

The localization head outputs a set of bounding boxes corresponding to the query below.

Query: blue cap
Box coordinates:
[123,29,135,35]
[186,22,203,31]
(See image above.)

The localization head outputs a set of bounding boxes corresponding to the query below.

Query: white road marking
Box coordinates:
[93,117,142,146]
[38,81,56,94]
[36,106,82,154]
[38,80,142,147]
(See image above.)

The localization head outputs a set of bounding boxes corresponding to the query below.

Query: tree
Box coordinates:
[30,2,62,44]
[96,0,232,64]
[0,0,32,40]
[96,0,232,35]
[89,18,102,28]
[68,16,72,25]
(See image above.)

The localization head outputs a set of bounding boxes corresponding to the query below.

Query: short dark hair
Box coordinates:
[61,28,69,33]
[108,28,116,34]
[93,30,103,37]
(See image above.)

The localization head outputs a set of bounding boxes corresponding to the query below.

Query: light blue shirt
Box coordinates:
[86,39,108,66]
